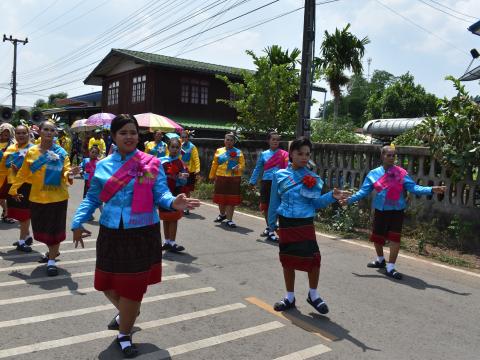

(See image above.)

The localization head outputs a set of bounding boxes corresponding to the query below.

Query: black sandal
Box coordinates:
[307,294,329,314]
[226,220,237,228]
[12,236,33,247]
[116,335,138,358]
[1,215,15,224]
[169,243,185,253]
[386,269,403,280]
[273,298,296,312]
[214,214,227,222]
[367,259,386,268]
[267,232,278,242]
[108,312,141,330]
[46,265,58,277]
[16,244,32,253]
[260,228,269,237]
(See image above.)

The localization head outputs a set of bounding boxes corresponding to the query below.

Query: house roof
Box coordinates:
[167,115,235,131]
[459,64,480,81]
[84,49,252,85]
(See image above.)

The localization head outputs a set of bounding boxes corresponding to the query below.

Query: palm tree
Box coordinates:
[247,45,301,70]
[316,24,370,120]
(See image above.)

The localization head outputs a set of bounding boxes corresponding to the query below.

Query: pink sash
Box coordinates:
[264,149,289,171]
[373,166,407,202]
[99,151,159,224]
[85,159,97,188]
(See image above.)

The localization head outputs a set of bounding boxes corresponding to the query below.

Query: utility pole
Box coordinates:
[3,35,28,112]
[296,0,316,138]
[367,57,372,81]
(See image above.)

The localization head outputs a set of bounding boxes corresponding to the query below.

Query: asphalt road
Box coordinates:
[0,179,478,360]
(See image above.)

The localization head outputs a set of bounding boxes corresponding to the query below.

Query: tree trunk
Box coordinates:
[333,95,339,121]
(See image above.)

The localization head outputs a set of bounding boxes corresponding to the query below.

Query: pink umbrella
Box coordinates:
[86,113,115,126]
[134,113,183,132]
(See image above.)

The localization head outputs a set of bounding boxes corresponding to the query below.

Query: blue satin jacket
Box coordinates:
[71,150,175,230]
[249,149,288,184]
[347,166,433,211]
[268,165,335,230]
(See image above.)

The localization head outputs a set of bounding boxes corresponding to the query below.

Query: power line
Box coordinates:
[16,0,61,31]
[425,0,478,21]
[374,0,469,57]
[416,0,471,23]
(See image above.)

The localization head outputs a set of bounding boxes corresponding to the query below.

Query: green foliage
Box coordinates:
[217,45,300,134]
[315,23,370,119]
[393,127,425,146]
[396,77,480,182]
[48,92,68,106]
[311,119,362,144]
[192,179,214,200]
[365,73,438,119]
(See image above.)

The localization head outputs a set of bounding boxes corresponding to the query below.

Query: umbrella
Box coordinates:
[86,112,115,126]
[70,119,97,133]
[134,113,183,133]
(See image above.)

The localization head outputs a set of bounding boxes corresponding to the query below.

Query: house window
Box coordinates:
[132,75,146,103]
[107,81,119,105]
[180,78,209,105]
[181,83,190,103]
[200,80,208,105]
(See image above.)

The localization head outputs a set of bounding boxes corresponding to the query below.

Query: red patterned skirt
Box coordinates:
[278,215,321,272]
[6,183,31,221]
[0,178,9,198]
[183,172,197,193]
[259,180,272,212]
[213,176,242,206]
[30,200,67,245]
[95,222,162,302]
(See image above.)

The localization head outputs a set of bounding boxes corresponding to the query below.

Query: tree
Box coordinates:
[311,120,362,144]
[33,98,48,109]
[365,73,438,119]
[396,77,480,182]
[48,92,68,106]
[217,46,300,135]
[315,23,370,120]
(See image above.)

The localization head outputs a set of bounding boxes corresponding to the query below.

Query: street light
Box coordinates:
[468,20,480,36]
[312,85,327,120]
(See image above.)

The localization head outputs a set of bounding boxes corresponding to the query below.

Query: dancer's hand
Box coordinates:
[72,228,91,248]
[172,193,201,211]
[338,198,349,206]
[11,164,18,172]
[432,186,446,194]
[332,188,351,201]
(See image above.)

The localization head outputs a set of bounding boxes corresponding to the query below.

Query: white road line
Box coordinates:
[0,286,214,329]
[0,239,96,251]
[272,344,332,360]
[0,274,190,305]
[0,303,246,358]
[200,201,480,279]
[0,247,95,261]
[153,321,285,359]
[0,271,94,288]
[0,258,96,272]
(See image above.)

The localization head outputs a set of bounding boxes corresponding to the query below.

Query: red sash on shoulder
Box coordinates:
[264,149,289,171]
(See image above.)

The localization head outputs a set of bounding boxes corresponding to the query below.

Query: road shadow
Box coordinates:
[255,238,279,247]
[0,248,46,265]
[163,252,201,274]
[183,212,205,220]
[284,308,380,352]
[0,221,19,230]
[8,266,82,293]
[98,339,169,360]
[352,271,471,295]
[214,223,254,235]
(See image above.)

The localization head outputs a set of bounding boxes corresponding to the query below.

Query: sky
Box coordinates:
[0,0,479,117]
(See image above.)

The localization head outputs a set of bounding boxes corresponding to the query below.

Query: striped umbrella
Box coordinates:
[70,119,96,133]
[86,112,116,126]
[134,113,183,133]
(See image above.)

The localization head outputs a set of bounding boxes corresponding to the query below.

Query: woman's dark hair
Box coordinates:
[225,132,235,140]
[266,130,279,141]
[289,136,312,153]
[110,114,139,135]
[39,120,56,130]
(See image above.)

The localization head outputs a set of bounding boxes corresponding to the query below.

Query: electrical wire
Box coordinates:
[417,0,471,23]
[426,0,478,21]
[16,0,61,31]
[374,0,469,57]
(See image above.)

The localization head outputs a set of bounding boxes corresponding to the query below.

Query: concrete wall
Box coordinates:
[193,138,480,222]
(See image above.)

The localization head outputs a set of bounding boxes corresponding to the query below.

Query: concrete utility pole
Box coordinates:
[3,35,28,112]
[296,0,316,138]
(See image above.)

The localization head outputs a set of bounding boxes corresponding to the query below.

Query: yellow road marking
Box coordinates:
[245,296,337,342]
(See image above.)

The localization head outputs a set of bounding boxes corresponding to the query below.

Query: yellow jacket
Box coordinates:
[209,147,245,179]
[0,142,9,186]
[9,145,72,204]
[88,138,106,155]
[181,141,200,173]
[59,136,72,153]
[0,143,33,184]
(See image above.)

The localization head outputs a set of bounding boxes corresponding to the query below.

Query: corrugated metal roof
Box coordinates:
[84,49,252,85]
[167,115,235,131]
[459,64,480,81]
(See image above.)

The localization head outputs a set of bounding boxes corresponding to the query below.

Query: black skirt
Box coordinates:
[6,183,31,221]
[30,200,68,245]
[95,222,163,302]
